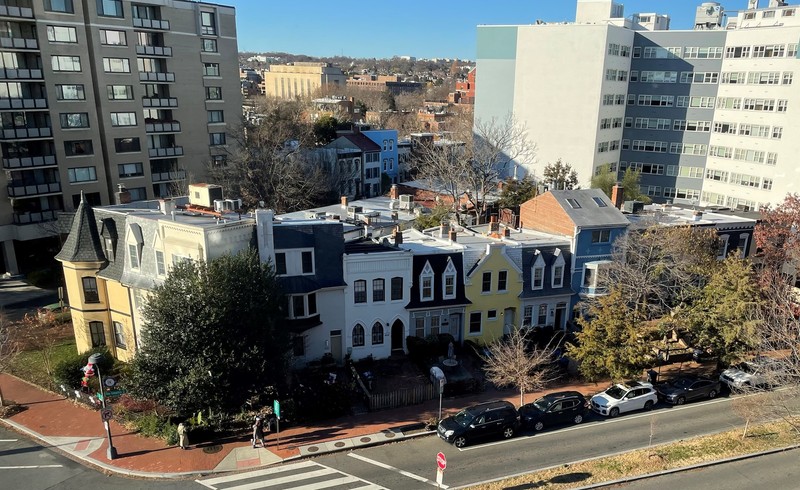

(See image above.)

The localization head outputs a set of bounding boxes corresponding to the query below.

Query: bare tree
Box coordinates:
[18,309,63,391]
[0,311,20,406]
[480,327,558,407]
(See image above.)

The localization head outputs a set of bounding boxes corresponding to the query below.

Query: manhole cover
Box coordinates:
[360,437,372,443]
[307,446,319,453]
[383,432,396,438]
[202,445,223,454]
[334,441,346,448]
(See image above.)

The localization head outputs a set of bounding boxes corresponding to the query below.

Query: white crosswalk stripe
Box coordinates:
[196,460,386,490]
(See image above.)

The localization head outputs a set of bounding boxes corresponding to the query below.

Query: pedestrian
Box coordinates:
[252,415,265,448]
[177,422,189,450]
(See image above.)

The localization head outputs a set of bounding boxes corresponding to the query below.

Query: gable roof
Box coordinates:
[550,189,630,228]
[406,252,470,310]
[337,132,381,152]
[55,194,106,264]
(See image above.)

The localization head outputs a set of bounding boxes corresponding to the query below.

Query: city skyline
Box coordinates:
[226,0,755,60]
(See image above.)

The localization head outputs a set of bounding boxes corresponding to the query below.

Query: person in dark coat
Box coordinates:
[252,415,265,448]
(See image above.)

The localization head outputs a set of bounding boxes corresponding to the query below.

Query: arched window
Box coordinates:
[372,322,384,344]
[352,324,365,347]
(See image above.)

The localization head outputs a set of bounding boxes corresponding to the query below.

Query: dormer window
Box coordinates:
[442,259,457,299]
[127,223,143,270]
[552,249,565,288]
[420,262,434,301]
[532,252,545,290]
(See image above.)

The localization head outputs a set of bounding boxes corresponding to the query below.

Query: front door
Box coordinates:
[449,313,462,342]
[503,308,515,335]
[554,303,567,330]
[330,330,343,364]
[390,320,404,352]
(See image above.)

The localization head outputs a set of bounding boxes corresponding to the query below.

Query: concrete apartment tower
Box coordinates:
[476,0,800,212]
[0,0,241,274]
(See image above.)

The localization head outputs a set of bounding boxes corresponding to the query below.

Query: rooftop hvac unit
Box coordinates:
[214,199,242,213]
[213,199,225,212]
[399,194,414,210]
[622,200,645,214]
[347,205,363,216]
[389,200,400,211]
[305,211,326,219]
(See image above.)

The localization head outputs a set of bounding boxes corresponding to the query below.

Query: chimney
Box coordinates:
[341,195,349,207]
[503,225,511,237]
[393,226,403,245]
[692,210,704,221]
[489,215,499,234]
[439,221,450,238]
[611,183,624,209]
[448,229,457,242]
[389,184,399,200]
[115,184,131,204]
[158,198,175,216]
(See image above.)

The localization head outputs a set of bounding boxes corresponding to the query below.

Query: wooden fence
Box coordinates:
[368,384,437,411]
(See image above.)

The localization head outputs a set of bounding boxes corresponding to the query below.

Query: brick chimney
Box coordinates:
[389,184,399,200]
[611,183,624,209]
[439,221,450,238]
[502,225,511,237]
[115,184,131,204]
[393,226,403,245]
[341,195,349,207]
[489,215,499,234]
[449,229,457,242]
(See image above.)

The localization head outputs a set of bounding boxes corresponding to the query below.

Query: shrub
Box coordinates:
[52,347,115,389]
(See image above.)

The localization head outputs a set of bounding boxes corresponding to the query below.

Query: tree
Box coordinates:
[497,176,538,210]
[17,309,64,391]
[569,289,651,381]
[590,165,651,203]
[413,204,452,231]
[127,250,290,416]
[312,115,341,147]
[0,312,19,406]
[481,327,558,407]
[542,159,579,191]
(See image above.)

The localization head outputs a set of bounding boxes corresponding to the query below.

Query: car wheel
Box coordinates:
[609,407,620,418]
[453,436,467,448]
[534,421,544,431]
[676,396,685,405]
[573,414,583,424]
[708,390,717,399]
[503,426,515,439]
[644,400,654,411]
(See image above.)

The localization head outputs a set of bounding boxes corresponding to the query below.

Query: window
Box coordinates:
[65,139,93,156]
[201,11,217,35]
[274,252,286,274]
[497,270,507,292]
[206,87,222,100]
[51,55,81,72]
[47,25,77,43]
[82,276,99,303]
[110,112,137,126]
[106,85,133,101]
[538,305,548,325]
[300,250,313,274]
[552,264,564,288]
[532,265,544,289]
[420,263,433,300]
[155,250,165,275]
[128,243,140,269]
[429,316,440,336]
[591,229,611,243]
[203,63,220,77]
[45,0,74,13]
[55,84,84,101]
[469,311,481,334]
[390,276,403,300]
[211,155,227,166]
[201,38,217,52]
[114,137,140,153]
[371,322,384,345]
[113,321,126,348]
[373,278,385,302]
[352,324,365,347]
[103,58,130,73]
[59,113,89,129]
[207,110,224,123]
[415,317,425,338]
[209,133,226,146]
[118,162,143,178]
[481,271,491,293]
[487,310,497,320]
[128,187,146,202]
[354,279,367,303]
[89,321,106,347]
[97,0,123,17]
[100,29,127,46]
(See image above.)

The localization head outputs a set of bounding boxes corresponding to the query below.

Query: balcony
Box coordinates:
[142,97,177,108]
[151,169,186,182]
[145,121,180,133]
[148,146,183,158]
[139,72,175,83]
[2,154,56,169]
[0,37,37,50]
[135,45,172,57]
[7,181,60,197]
[1,127,52,140]
[0,68,42,79]
[133,18,170,30]
[13,209,59,225]
[0,5,34,20]
[0,97,47,110]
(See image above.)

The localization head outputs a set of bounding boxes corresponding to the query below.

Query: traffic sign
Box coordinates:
[100,408,113,422]
[436,451,447,470]
[273,399,281,419]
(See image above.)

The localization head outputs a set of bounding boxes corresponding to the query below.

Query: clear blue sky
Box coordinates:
[225,0,752,60]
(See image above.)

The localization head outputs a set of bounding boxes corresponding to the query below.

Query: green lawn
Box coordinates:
[9,340,78,390]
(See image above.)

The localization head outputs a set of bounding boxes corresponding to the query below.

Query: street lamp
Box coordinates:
[88,353,117,460]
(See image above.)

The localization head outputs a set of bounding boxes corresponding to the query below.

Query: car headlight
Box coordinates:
[444,430,454,437]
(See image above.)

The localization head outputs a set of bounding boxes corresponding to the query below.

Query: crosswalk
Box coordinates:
[196,460,387,490]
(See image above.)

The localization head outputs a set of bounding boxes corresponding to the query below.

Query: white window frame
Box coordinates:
[442,260,457,299]
[420,262,434,301]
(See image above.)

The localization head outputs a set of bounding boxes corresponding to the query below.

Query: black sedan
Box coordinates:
[657,376,721,405]
[518,391,587,431]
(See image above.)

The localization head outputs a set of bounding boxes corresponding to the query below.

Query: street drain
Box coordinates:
[202,445,223,454]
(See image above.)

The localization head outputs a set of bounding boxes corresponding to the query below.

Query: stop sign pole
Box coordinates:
[436,452,446,488]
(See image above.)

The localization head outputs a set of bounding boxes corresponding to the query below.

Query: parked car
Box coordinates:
[656,376,721,405]
[720,359,776,391]
[590,381,657,417]
[437,400,519,448]
[518,391,587,431]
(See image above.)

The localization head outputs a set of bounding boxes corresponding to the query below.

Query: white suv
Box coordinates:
[590,381,658,417]
[720,359,775,391]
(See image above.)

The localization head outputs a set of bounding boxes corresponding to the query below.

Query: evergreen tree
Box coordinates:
[542,159,579,190]
[590,164,651,203]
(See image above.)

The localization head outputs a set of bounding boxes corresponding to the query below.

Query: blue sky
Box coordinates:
[226,0,752,60]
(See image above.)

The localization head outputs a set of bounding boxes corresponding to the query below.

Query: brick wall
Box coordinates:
[519,193,574,236]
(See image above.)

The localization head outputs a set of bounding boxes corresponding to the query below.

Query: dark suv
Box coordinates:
[518,391,588,431]
[437,400,519,448]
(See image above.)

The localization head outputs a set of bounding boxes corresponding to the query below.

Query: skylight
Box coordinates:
[566,198,581,209]
[592,197,608,207]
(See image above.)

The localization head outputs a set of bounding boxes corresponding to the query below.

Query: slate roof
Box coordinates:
[344,238,398,254]
[273,222,347,294]
[550,189,630,228]
[339,132,381,153]
[518,246,574,299]
[405,252,471,310]
[95,211,127,282]
[55,194,106,264]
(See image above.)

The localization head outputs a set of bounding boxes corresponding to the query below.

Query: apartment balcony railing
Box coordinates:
[0,68,43,80]
[132,18,170,30]
[2,154,56,169]
[7,181,60,197]
[13,209,59,225]
[148,146,183,158]
[145,121,180,133]
[1,127,52,140]
[142,97,177,108]
[0,37,38,50]
[151,169,186,182]
[135,45,172,57]
[0,5,34,20]
[139,71,175,83]
[0,97,47,110]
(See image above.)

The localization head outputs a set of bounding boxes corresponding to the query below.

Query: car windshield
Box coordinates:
[452,408,476,427]
[533,397,552,411]
[670,378,692,388]
[605,386,626,399]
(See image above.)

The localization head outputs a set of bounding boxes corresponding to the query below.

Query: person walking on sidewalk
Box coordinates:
[177,422,190,450]
[252,415,265,448]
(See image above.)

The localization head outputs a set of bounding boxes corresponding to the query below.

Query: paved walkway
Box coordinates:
[0,363,710,478]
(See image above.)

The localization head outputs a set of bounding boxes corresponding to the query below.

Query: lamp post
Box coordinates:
[88,353,117,460]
